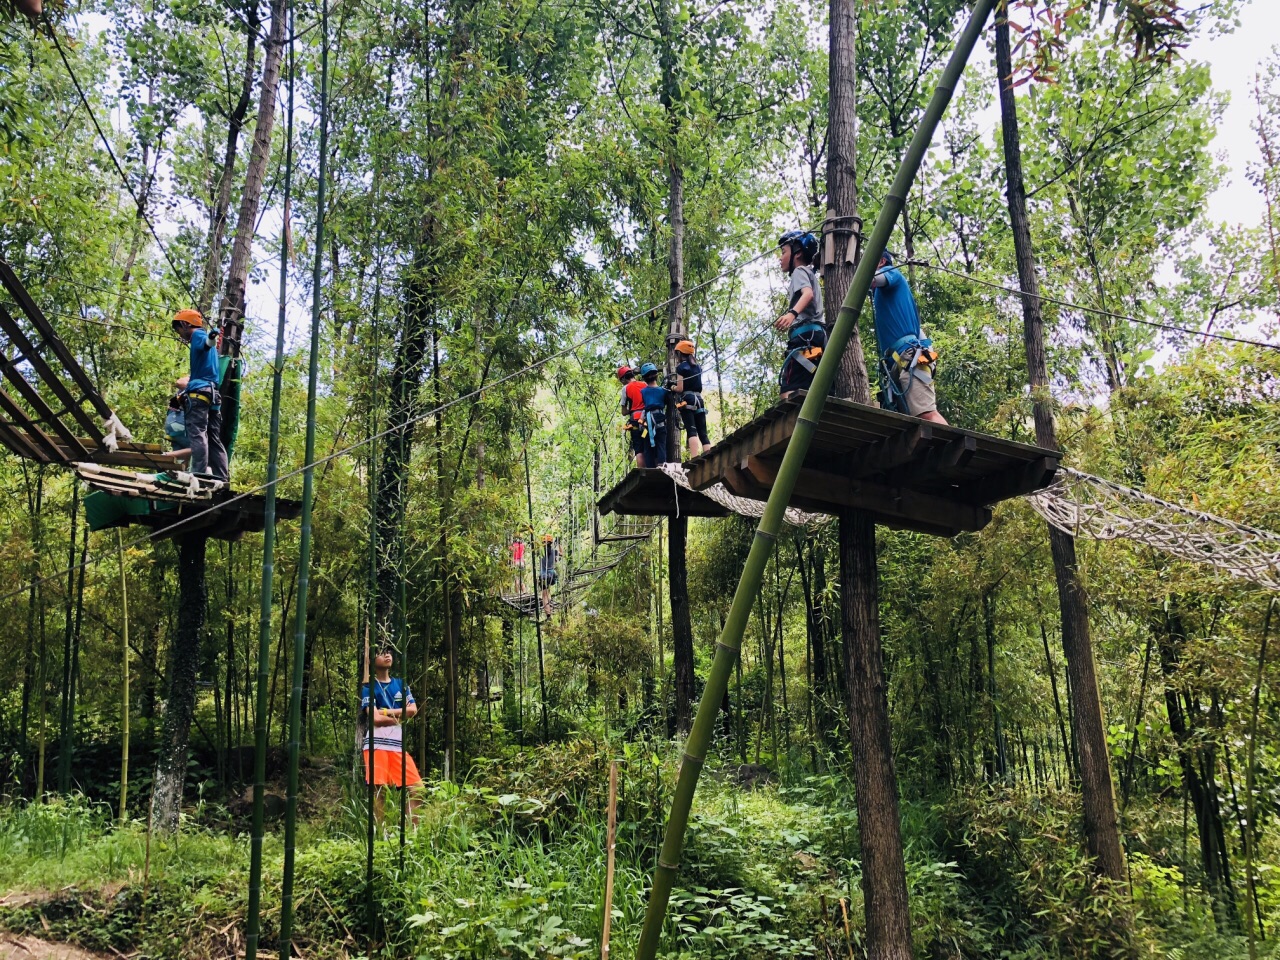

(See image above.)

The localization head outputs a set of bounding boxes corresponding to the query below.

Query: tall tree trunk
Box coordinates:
[152,535,208,831]
[657,0,694,736]
[220,0,288,333]
[994,12,1126,885]
[198,22,259,314]
[826,2,912,956]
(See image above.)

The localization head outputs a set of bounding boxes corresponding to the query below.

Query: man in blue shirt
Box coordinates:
[171,309,230,480]
[869,251,947,424]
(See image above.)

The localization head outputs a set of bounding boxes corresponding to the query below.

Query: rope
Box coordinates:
[657,462,828,530]
[1027,467,1280,591]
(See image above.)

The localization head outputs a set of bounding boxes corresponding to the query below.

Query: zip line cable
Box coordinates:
[47,27,198,303]
[910,259,1279,352]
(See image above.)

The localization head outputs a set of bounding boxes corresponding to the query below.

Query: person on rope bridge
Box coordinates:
[361,645,424,823]
[164,376,189,452]
[869,250,947,424]
[511,534,527,594]
[774,230,825,398]
[638,362,674,468]
[673,340,712,458]
[171,309,231,481]
[617,365,647,468]
[538,534,561,617]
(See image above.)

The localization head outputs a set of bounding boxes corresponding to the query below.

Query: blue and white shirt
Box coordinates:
[361,677,415,752]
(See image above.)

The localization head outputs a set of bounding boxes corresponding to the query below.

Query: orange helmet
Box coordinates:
[675,339,695,355]
[172,309,203,330]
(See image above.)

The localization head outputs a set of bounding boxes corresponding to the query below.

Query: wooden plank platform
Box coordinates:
[598,468,732,519]
[598,395,1060,537]
[85,486,302,543]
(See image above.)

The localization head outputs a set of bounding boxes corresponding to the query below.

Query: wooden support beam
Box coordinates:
[849,423,933,478]
[958,455,1057,506]
[893,433,976,486]
[0,347,89,458]
[0,387,61,461]
[740,455,990,535]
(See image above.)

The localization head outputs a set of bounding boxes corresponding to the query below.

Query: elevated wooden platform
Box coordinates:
[598,395,1061,537]
[86,485,302,542]
[597,469,731,518]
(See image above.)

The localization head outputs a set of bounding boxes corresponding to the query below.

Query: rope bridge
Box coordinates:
[1028,467,1280,591]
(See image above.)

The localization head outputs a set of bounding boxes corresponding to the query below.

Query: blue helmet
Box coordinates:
[779,230,819,263]
[879,249,895,264]
[639,362,659,377]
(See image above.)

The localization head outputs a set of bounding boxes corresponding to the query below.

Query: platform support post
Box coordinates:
[634,2,995,955]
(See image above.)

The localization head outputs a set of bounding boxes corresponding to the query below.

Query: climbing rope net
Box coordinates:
[1027,467,1280,591]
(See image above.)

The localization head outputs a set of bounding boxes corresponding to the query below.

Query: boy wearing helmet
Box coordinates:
[673,340,711,457]
[638,363,671,468]
[774,231,826,398]
[870,251,946,424]
[617,365,647,468]
[171,309,230,481]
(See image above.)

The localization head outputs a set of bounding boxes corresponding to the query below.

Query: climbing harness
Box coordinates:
[878,334,937,414]
[779,320,828,391]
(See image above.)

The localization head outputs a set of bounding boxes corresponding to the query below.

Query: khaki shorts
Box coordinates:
[895,365,937,417]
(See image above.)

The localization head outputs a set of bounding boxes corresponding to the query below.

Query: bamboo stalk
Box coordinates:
[601,761,619,960]
[279,0,327,951]
[633,3,995,953]
[244,5,295,955]
[118,529,129,823]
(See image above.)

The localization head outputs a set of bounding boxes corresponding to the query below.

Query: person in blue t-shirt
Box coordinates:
[673,339,711,457]
[869,251,946,424]
[361,646,424,822]
[171,309,230,480]
[637,363,672,468]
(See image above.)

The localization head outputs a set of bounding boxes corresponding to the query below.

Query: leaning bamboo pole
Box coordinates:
[279,0,328,951]
[117,529,129,823]
[633,2,995,954]
[244,6,295,956]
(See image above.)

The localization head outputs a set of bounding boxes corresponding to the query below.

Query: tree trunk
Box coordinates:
[198,22,258,314]
[220,0,288,334]
[658,0,694,737]
[152,535,208,832]
[995,12,1126,885]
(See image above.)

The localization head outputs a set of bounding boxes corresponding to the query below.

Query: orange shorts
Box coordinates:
[363,749,423,787]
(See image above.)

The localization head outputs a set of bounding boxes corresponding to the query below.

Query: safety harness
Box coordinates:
[878,334,938,414]
[644,396,667,448]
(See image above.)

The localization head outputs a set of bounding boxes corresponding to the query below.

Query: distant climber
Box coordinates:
[673,340,711,458]
[538,534,561,617]
[618,365,646,468]
[511,535,527,594]
[171,309,230,481]
[164,376,189,452]
[361,645,423,822]
[774,230,826,398]
[638,363,672,468]
[870,251,946,424]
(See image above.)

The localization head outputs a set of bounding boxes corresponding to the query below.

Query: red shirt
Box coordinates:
[624,380,645,420]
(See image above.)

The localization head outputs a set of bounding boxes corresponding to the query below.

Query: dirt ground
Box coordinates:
[0,934,107,960]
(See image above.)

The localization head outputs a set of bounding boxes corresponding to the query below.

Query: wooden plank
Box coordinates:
[0,260,114,419]
[0,305,102,441]
[0,376,68,460]
[0,415,53,462]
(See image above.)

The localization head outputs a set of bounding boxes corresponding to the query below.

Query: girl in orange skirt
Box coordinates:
[361,648,424,820]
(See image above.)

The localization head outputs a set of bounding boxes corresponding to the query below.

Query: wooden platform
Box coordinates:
[598,395,1061,537]
[598,469,732,519]
[86,486,302,542]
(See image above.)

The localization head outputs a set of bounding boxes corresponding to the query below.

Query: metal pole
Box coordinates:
[633,2,995,954]
[279,0,326,950]
[244,2,294,954]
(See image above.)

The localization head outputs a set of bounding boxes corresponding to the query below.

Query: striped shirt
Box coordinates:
[361,678,415,752]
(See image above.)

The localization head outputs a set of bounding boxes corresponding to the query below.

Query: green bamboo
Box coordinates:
[117,529,129,823]
[633,2,995,954]
[279,0,327,952]
[244,7,295,956]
